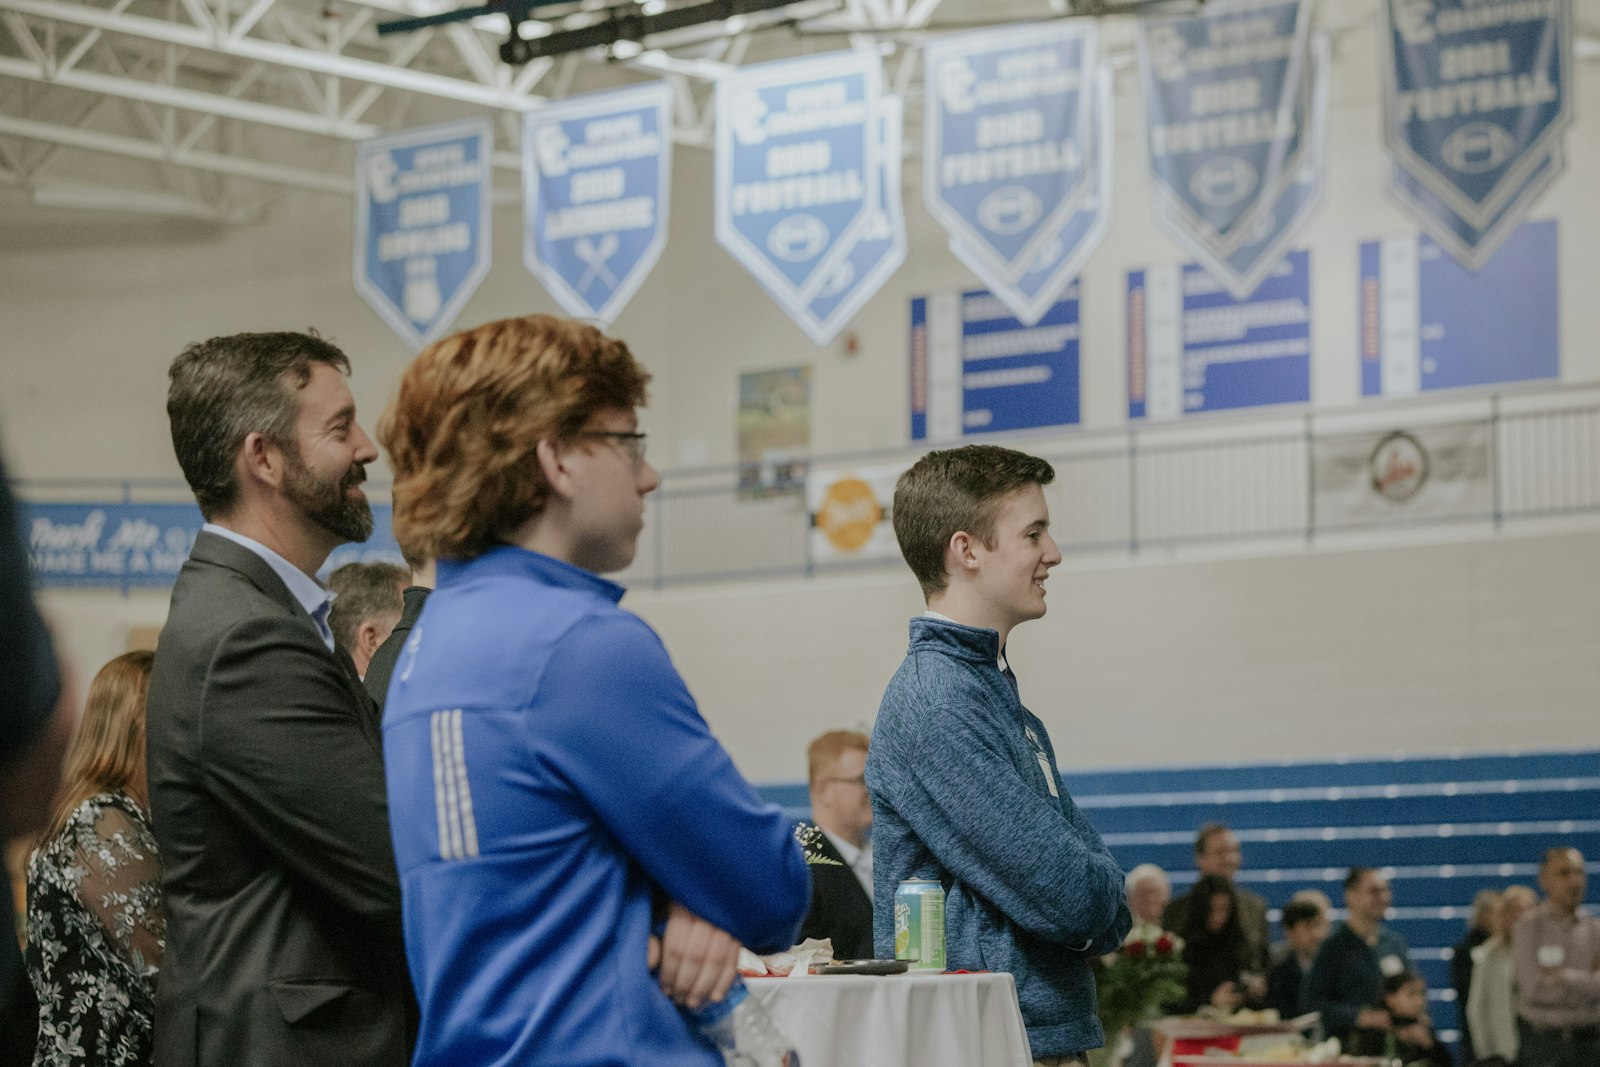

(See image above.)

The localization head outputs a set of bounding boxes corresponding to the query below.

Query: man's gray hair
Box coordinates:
[1126,863,1170,892]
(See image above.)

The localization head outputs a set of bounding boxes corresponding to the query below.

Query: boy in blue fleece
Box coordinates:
[867,445,1131,1065]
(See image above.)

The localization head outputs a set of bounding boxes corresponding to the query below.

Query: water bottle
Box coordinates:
[687,976,801,1067]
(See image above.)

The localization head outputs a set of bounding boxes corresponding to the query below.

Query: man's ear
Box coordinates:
[357,619,385,658]
[534,438,577,501]
[238,431,288,493]
[948,529,980,573]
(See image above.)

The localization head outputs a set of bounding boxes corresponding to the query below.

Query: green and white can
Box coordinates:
[893,878,946,971]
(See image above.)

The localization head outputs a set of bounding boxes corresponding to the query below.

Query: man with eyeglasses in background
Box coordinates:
[796,730,875,960]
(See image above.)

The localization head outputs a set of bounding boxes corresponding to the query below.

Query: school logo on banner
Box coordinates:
[355,117,492,350]
[1382,0,1572,269]
[1138,0,1319,298]
[807,463,907,564]
[716,50,882,328]
[523,82,673,325]
[923,21,1099,325]
[1312,423,1491,529]
[796,95,907,346]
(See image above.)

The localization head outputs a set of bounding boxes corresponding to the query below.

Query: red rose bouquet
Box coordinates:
[1094,932,1187,1046]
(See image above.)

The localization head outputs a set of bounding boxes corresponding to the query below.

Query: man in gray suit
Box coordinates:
[148,331,414,1066]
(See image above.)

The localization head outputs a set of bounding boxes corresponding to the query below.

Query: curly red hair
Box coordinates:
[379,315,650,561]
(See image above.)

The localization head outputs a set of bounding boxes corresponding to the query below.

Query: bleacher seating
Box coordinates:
[761,747,1600,1047]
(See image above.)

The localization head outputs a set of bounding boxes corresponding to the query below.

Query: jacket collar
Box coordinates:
[437,544,626,604]
[189,528,306,617]
[907,614,1002,664]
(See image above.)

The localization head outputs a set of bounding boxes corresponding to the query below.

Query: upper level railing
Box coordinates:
[20,381,1600,592]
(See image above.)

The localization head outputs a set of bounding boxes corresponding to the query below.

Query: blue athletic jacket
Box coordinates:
[383,546,809,1067]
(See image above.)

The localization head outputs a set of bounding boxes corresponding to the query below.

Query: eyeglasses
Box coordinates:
[577,430,647,468]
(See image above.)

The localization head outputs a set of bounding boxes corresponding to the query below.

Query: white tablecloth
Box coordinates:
[747,972,1034,1067]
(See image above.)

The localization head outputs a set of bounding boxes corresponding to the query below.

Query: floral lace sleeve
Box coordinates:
[68,797,165,988]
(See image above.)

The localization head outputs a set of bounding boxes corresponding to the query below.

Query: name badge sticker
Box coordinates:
[1379,954,1405,977]
[1537,944,1565,968]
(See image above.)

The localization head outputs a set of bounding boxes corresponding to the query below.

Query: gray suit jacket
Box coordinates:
[147,531,414,1066]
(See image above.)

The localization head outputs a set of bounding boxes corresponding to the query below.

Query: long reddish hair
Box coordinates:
[40,649,154,842]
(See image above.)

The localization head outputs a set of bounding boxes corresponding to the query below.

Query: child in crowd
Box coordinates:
[1345,970,1453,1067]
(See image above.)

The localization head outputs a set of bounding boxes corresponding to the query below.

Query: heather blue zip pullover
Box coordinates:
[867,616,1131,1058]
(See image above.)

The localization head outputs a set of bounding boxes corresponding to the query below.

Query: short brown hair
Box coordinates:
[1195,823,1233,855]
[167,331,351,518]
[807,730,868,784]
[41,650,154,842]
[892,445,1055,597]
[380,315,650,562]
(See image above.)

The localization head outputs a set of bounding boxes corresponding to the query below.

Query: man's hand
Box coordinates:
[646,901,740,1011]
[1355,1008,1392,1030]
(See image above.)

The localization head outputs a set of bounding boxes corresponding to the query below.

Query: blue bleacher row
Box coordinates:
[758,747,1600,1046]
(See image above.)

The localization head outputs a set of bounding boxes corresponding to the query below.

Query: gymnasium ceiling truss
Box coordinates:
[0,0,1594,223]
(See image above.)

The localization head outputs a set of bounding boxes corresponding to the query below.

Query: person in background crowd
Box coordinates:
[327,561,406,680]
[361,544,433,712]
[0,451,74,1064]
[1266,896,1331,1020]
[1345,970,1453,1067]
[1306,867,1413,1044]
[1512,847,1599,1067]
[1454,888,1502,1063]
[26,650,163,1067]
[1468,884,1537,1067]
[1176,874,1255,1014]
[796,730,874,960]
[1164,824,1270,997]
[378,314,808,1067]
[1125,865,1172,945]
[148,331,414,1066]
[867,444,1130,1067]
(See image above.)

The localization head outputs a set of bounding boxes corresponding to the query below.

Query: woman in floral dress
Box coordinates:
[25,650,163,1067]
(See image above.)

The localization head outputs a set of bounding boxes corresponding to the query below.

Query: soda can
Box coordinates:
[893,879,946,971]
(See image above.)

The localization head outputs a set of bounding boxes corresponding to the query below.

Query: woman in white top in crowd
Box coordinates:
[1466,884,1537,1066]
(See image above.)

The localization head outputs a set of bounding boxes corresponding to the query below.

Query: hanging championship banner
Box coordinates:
[523,82,673,325]
[945,67,1113,327]
[1382,0,1572,269]
[1138,0,1316,299]
[797,96,907,346]
[716,50,882,329]
[355,117,492,350]
[923,21,1097,323]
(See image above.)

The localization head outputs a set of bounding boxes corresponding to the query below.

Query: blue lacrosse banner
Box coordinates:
[1139,0,1316,298]
[1359,218,1557,398]
[1383,0,1571,269]
[355,118,492,350]
[1128,249,1310,421]
[798,96,907,346]
[923,21,1097,323]
[523,83,672,325]
[716,50,881,329]
[910,286,1081,442]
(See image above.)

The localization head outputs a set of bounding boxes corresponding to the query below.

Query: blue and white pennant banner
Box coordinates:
[355,117,493,350]
[923,21,1101,325]
[1138,0,1320,299]
[523,82,673,325]
[715,49,883,334]
[1381,0,1571,269]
